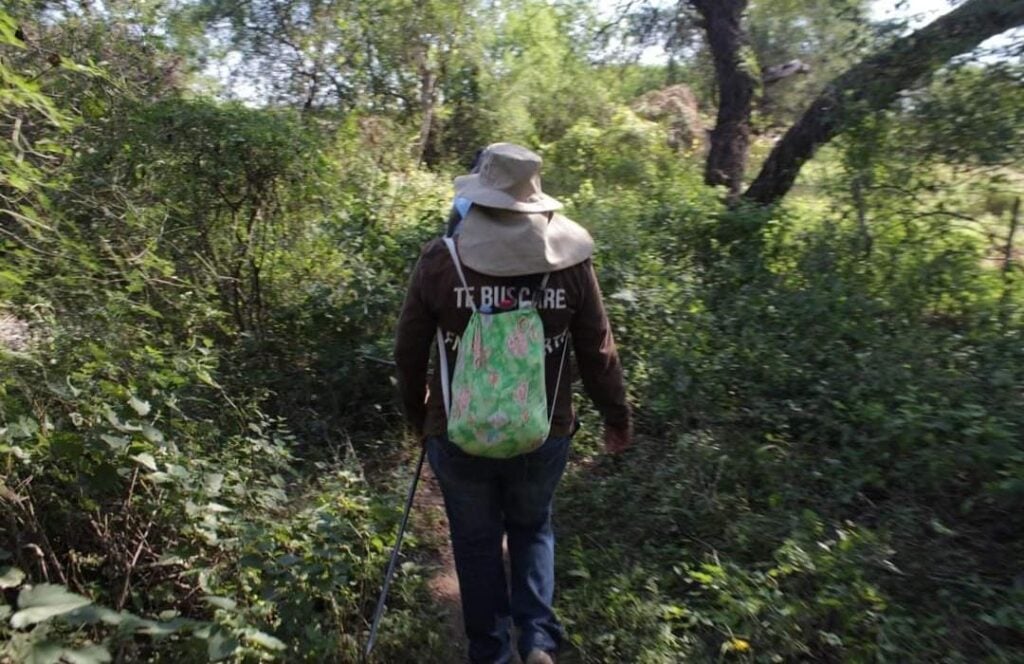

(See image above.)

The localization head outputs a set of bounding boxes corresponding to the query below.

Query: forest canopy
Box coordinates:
[2,0,1024,661]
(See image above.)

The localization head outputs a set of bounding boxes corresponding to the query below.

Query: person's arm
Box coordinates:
[394,248,436,436]
[570,261,633,451]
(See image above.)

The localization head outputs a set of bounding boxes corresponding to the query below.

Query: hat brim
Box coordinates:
[456,207,593,277]
[454,174,563,213]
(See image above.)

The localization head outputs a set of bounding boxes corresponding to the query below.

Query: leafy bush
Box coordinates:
[1,17,448,660]
[4,4,1024,662]
[554,179,1024,660]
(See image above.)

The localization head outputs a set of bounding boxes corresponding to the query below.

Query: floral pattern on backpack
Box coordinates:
[436,238,568,458]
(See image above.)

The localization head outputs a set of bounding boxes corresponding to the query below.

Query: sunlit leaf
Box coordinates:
[11,584,92,628]
[131,453,158,472]
[203,595,237,611]
[0,566,25,589]
[54,645,112,664]
[207,627,239,661]
[244,628,286,651]
[128,395,151,416]
[100,434,129,451]
[141,424,164,444]
[204,473,224,495]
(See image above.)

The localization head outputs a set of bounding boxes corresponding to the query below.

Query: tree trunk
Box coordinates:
[1004,197,1021,274]
[415,45,437,166]
[744,0,1024,205]
[999,197,1022,318]
[692,0,758,198]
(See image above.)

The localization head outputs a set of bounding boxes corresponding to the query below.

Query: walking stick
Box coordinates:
[363,447,426,662]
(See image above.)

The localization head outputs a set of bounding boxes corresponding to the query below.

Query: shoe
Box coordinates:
[525,650,555,664]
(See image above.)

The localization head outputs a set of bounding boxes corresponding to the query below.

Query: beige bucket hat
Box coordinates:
[453,143,594,277]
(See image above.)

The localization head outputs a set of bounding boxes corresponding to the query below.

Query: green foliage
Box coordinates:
[1,11,447,661]
[747,0,873,124]
[543,108,675,196]
[192,0,477,112]
[0,10,73,303]
[553,138,1024,660]
[559,513,891,661]
[478,0,614,145]
[904,64,1024,168]
[0,15,67,199]
[72,97,325,336]
[4,2,1024,662]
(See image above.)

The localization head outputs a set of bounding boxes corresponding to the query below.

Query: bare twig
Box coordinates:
[360,354,397,368]
[24,494,68,585]
[117,490,164,610]
[1003,197,1021,274]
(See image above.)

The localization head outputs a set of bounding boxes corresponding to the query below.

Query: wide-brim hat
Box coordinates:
[457,207,594,277]
[452,143,593,276]
[454,143,563,213]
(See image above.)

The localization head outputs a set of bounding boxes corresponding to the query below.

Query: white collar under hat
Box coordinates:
[452,143,593,277]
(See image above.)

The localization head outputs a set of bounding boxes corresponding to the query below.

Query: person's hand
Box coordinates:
[604,424,633,455]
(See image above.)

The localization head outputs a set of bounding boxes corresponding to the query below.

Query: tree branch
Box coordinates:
[744,0,1024,205]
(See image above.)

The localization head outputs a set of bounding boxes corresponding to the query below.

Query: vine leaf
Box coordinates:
[128,395,152,416]
[0,566,25,589]
[11,584,92,628]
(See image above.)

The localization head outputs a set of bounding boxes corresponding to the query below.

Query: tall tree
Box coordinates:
[693,0,1024,206]
[690,0,758,197]
[745,0,872,124]
[619,0,869,195]
[744,0,1024,205]
[192,0,477,161]
[483,1,612,143]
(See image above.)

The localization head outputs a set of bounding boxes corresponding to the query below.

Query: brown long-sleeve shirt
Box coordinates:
[394,238,630,439]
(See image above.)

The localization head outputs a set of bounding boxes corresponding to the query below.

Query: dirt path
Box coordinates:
[412,463,467,658]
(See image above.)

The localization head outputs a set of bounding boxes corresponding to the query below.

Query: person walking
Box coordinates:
[394,143,632,664]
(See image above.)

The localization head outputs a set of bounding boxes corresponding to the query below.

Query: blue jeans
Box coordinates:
[426,435,570,664]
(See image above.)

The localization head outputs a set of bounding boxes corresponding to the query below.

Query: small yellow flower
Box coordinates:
[729,638,751,653]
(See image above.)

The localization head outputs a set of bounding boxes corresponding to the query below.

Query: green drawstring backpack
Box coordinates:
[436,237,569,458]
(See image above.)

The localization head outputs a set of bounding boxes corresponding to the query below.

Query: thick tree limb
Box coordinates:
[692,0,759,197]
[744,0,1024,205]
